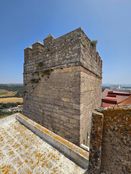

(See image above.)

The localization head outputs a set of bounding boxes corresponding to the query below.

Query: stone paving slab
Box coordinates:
[0,115,86,174]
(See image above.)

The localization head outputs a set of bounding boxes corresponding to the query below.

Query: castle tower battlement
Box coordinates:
[24,28,102,77]
[23,28,102,145]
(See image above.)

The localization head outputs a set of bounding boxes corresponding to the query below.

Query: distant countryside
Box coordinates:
[0,84,23,118]
[0,83,130,120]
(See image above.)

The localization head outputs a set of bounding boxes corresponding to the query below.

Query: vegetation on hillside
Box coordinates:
[0,84,24,119]
[0,84,24,97]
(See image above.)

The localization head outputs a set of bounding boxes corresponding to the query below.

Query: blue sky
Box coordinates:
[0,0,131,84]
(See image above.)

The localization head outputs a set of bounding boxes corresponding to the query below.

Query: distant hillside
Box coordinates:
[0,84,24,97]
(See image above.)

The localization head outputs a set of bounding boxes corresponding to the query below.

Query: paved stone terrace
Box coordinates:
[0,115,86,174]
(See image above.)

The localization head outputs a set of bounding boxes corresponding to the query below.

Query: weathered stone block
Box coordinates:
[23,28,102,146]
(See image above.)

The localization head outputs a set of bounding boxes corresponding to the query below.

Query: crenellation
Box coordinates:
[23,28,102,145]
[43,34,54,47]
[32,42,44,56]
[24,47,32,63]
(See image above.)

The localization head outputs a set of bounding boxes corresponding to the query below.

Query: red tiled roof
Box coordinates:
[102,102,116,108]
[109,91,130,96]
[102,97,117,104]
[102,89,131,108]
[116,95,129,103]
[119,95,131,105]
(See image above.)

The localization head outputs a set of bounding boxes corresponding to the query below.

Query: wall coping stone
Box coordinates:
[16,113,89,169]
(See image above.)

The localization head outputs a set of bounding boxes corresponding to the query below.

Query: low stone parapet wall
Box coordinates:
[16,113,89,169]
[89,106,131,174]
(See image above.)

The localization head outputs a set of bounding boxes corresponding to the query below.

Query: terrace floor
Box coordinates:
[0,115,86,174]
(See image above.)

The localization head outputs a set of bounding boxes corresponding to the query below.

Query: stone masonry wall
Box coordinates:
[80,31,102,145]
[80,68,102,145]
[23,28,102,145]
[24,66,81,145]
[80,30,102,78]
[89,106,131,174]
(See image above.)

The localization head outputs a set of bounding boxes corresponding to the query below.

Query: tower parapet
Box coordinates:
[32,42,44,56]
[23,28,102,146]
[44,34,54,47]
[24,47,32,63]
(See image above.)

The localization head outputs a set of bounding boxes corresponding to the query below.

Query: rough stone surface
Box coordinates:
[100,107,131,174]
[88,111,104,174]
[80,68,102,145]
[88,106,131,174]
[16,113,89,169]
[23,28,102,145]
[0,115,86,174]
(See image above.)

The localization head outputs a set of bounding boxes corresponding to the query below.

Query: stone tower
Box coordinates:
[23,28,102,146]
